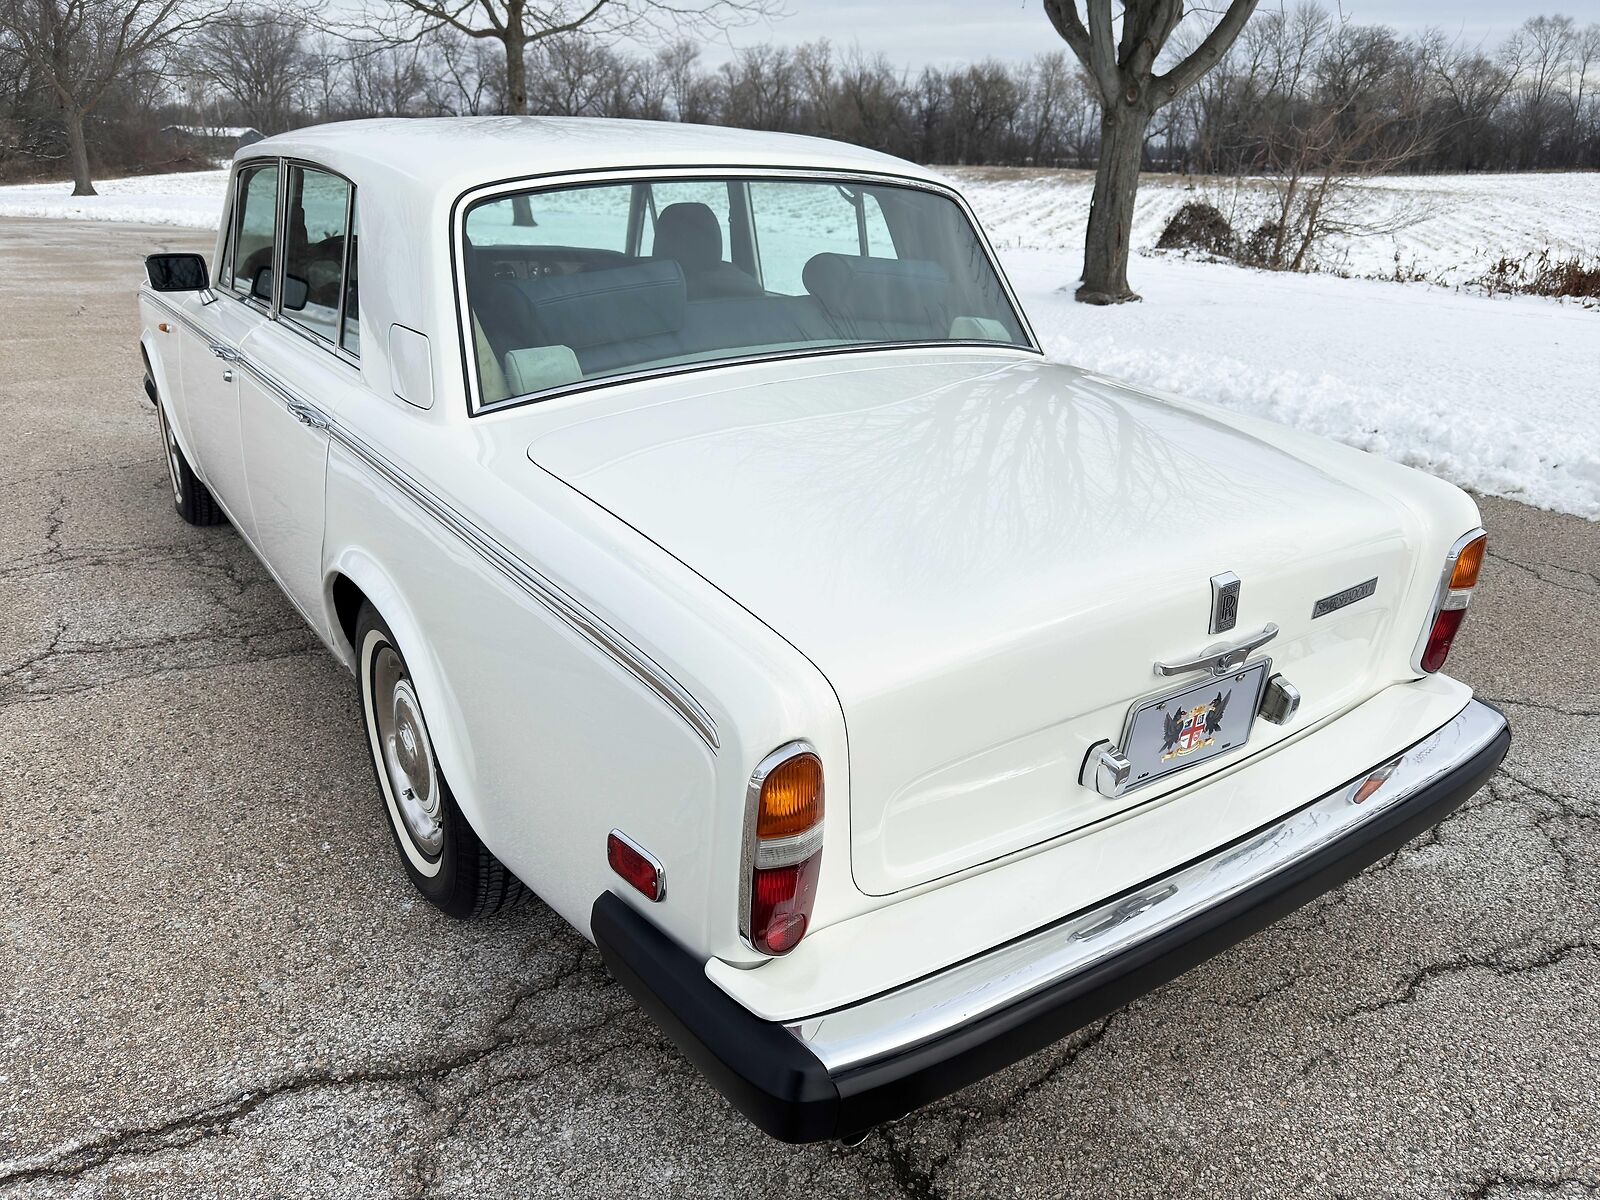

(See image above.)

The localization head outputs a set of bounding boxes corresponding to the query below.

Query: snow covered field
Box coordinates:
[950,166,1600,288]
[0,168,228,227]
[1,165,1594,519]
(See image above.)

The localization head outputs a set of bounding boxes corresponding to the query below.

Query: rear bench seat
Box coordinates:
[472,255,957,390]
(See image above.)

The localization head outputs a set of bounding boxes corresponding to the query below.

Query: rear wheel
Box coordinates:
[151,380,224,527]
[356,602,526,918]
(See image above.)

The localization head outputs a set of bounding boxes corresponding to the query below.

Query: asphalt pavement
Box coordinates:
[0,216,1595,1199]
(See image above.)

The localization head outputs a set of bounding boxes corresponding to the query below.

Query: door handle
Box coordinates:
[221,369,234,383]
[286,400,331,430]
[1154,623,1279,678]
[208,344,242,362]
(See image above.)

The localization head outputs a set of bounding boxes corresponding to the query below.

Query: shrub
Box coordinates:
[1476,250,1600,300]
[1156,202,1236,257]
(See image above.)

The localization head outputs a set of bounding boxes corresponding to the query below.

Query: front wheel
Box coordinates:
[355,603,526,919]
[152,384,225,527]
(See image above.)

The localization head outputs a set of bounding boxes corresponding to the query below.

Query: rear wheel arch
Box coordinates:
[321,554,486,838]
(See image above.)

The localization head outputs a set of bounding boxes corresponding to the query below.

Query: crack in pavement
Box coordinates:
[0,622,321,711]
[865,1013,1124,1200]
[1485,548,1600,599]
[1336,936,1596,1024]
[1458,1168,1600,1198]
[1478,695,1600,719]
[0,946,598,1191]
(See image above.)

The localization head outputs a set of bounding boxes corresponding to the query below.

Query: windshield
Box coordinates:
[461,176,1030,408]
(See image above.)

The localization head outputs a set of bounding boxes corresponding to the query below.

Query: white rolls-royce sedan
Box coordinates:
[138,117,1510,1143]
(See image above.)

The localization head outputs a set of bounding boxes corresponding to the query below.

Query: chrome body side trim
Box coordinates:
[141,291,721,752]
[785,698,1507,1073]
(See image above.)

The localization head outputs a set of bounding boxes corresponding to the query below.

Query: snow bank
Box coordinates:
[1004,246,1600,521]
[0,169,228,227]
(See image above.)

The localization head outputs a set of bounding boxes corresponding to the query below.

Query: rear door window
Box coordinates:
[281,165,353,347]
[229,163,279,301]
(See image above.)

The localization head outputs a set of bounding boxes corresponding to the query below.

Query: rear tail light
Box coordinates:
[1416,529,1486,674]
[742,743,823,956]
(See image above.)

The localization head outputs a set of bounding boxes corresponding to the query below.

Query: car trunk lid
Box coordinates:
[524,353,1422,895]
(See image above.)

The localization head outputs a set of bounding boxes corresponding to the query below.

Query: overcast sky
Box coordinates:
[688,1,1566,68]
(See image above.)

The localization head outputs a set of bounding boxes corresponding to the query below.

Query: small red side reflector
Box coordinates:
[1420,606,1466,673]
[607,831,664,902]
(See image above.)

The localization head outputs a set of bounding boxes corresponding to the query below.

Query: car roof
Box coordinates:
[242,116,947,198]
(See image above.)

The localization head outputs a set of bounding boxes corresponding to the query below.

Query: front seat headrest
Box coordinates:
[654,203,723,271]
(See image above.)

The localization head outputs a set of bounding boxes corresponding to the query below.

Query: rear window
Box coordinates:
[461,176,1028,409]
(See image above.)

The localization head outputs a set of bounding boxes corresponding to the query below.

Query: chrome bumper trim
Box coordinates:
[787,698,1507,1073]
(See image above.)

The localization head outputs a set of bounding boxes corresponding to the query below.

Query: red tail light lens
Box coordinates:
[1417,530,1485,675]
[749,854,822,955]
[1420,607,1466,673]
[743,744,824,957]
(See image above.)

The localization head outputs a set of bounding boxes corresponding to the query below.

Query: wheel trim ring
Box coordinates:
[362,629,445,876]
[156,402,182,507]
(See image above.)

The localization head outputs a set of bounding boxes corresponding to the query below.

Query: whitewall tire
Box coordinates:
[355,602,526,918]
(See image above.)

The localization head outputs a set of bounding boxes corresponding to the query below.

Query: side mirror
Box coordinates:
[145,253,210,293]
[252,266,309,312]
[250,264,274,303]
[280,273,310,312]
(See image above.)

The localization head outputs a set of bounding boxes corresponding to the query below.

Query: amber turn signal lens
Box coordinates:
[756,752,823,839]
[1450,534,1486,590]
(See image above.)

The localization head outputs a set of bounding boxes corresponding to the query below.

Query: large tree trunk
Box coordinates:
[1078,102,1152,305]
[503,30,528,116]
[64,109,96,197]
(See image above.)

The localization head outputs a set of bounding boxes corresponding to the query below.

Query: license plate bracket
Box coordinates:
[1114,659,1272,794]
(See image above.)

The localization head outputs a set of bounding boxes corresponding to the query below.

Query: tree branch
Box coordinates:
[1155,0,1260,102]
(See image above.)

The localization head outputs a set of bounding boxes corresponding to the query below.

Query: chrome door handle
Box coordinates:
[1154,623,1279,678]
[208,344,242,362]
[286,400,330,430]
[221,369,234,383]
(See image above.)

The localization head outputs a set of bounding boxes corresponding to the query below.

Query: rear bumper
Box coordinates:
[592,698,1510,1143]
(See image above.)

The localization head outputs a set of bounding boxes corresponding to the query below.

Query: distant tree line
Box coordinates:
[2,0,1597,189]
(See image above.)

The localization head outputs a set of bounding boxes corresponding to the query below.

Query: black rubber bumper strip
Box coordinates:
[592,714,1510,1144]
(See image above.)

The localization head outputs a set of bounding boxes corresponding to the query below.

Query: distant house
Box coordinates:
[160,125,265,157]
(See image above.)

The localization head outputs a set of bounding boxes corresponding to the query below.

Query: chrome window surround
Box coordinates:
[785,698,1508,1073]
[737,740,822,954]
[218,155,362,368]
[141,290,719,753]
[449,165,1044,418]
[1410,526,1487,675]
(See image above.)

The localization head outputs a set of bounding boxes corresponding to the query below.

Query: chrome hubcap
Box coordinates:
[373,646,443,856]
[157,402,182,505]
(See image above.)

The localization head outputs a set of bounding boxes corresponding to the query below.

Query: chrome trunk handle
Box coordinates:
[1154,623,1279,678]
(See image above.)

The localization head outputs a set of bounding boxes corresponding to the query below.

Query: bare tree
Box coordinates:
[1043,0,1261,303]
[364,0,780,118]
[0,0,223,193]
[189,5,305,133]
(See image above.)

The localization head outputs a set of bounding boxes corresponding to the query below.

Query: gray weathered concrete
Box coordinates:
[0,217,1595,1199]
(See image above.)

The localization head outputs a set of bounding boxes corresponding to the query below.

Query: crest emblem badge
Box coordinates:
[1160,691,1231,761]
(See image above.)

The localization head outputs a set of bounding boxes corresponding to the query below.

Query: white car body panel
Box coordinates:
[136,115,1488,1017]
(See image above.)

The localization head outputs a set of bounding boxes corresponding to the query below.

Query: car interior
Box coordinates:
[463,179,1027,406]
